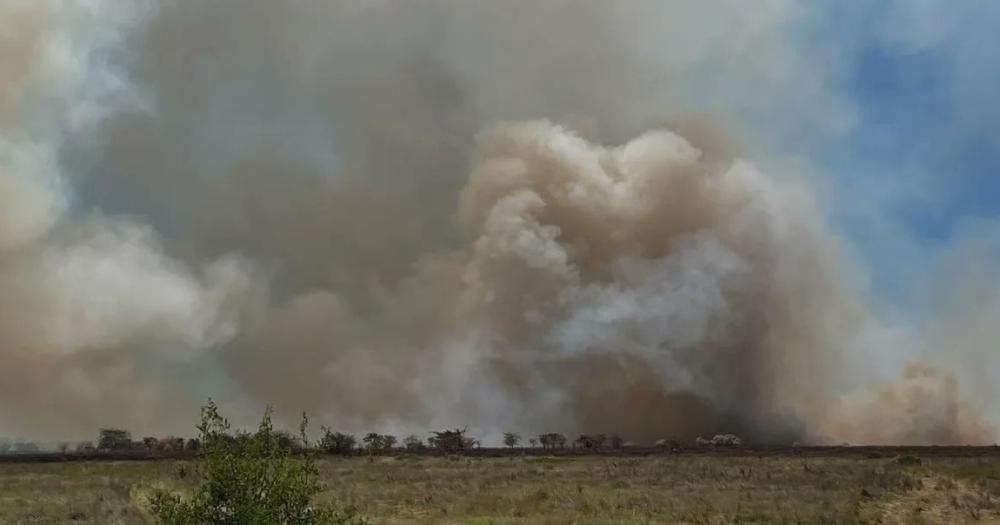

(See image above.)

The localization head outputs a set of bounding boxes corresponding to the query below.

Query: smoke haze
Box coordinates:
[0,0,996,445]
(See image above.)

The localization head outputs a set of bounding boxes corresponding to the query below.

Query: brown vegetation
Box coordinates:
[8,453,1000,524]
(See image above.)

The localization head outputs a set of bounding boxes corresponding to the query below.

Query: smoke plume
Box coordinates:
[0,0,995,445]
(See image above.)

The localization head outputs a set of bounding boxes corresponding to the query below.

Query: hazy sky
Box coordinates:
[1,1,998,443]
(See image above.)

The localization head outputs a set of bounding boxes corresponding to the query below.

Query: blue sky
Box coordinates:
[784,2,1000,306]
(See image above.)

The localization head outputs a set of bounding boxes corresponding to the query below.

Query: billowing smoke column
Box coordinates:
[0,0,995,445]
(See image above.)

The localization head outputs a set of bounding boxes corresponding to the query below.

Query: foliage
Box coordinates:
[538,433,567,449]
[319,428,356,455]
[575,434,606,449]
[98,429,132,451]
[402,435,425,451]
[149,400,365,525]
[362,433,395,453]
[274,431,306,452]
[429,428,468,452]
[503,432,521,448]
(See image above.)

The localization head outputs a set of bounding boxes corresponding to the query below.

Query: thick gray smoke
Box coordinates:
[0,0,995,445]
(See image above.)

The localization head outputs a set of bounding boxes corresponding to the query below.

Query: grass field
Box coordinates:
[3,452,1000,524]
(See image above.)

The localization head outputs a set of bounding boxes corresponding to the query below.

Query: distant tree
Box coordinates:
[75,441,95,453]
[171,437,186,451]
[144,437,159,450]
[428,428,468,453]
[156,436,186,453]
[528,438,538,448]
[98,429,132,451]
[319,428,356,455]
[538,433,567,450]
[503,432,521,449]
[381,435,397,450]
[57,442,70,454]
[609,435,624,449]
[574,434,596,449]
[403,434,424,451]
[362,433,383,453]
[185,438,201,452]
[273,430,305,452]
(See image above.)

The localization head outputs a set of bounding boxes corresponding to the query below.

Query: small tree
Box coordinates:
[319,428,356,455]
[538,433,566,450]
[528,438,538,448]
[428,428,467,453]
[149,400,364,525]
[362,433,383,453]
[403,435,424,451]
[503,432,521,449]
[609,435,624,449]
[98,429,132,451]
[381,435,397,450]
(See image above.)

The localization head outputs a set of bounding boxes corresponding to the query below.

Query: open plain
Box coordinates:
[4,449,1000,524]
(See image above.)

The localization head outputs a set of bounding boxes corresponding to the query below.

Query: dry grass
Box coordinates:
[0,461,178,524]
[3,454,1000,524]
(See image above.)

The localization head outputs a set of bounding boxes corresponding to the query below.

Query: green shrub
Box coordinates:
[150,400,365,525]
[319,428,356,455]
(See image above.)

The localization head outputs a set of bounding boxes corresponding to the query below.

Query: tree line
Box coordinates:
[0,428,739,457]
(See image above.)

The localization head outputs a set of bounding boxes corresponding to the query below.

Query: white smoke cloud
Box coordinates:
[0,0,995,446]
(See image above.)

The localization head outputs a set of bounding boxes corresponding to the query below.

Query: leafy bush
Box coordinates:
[149,400,365,525]
[319,428,356,455]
